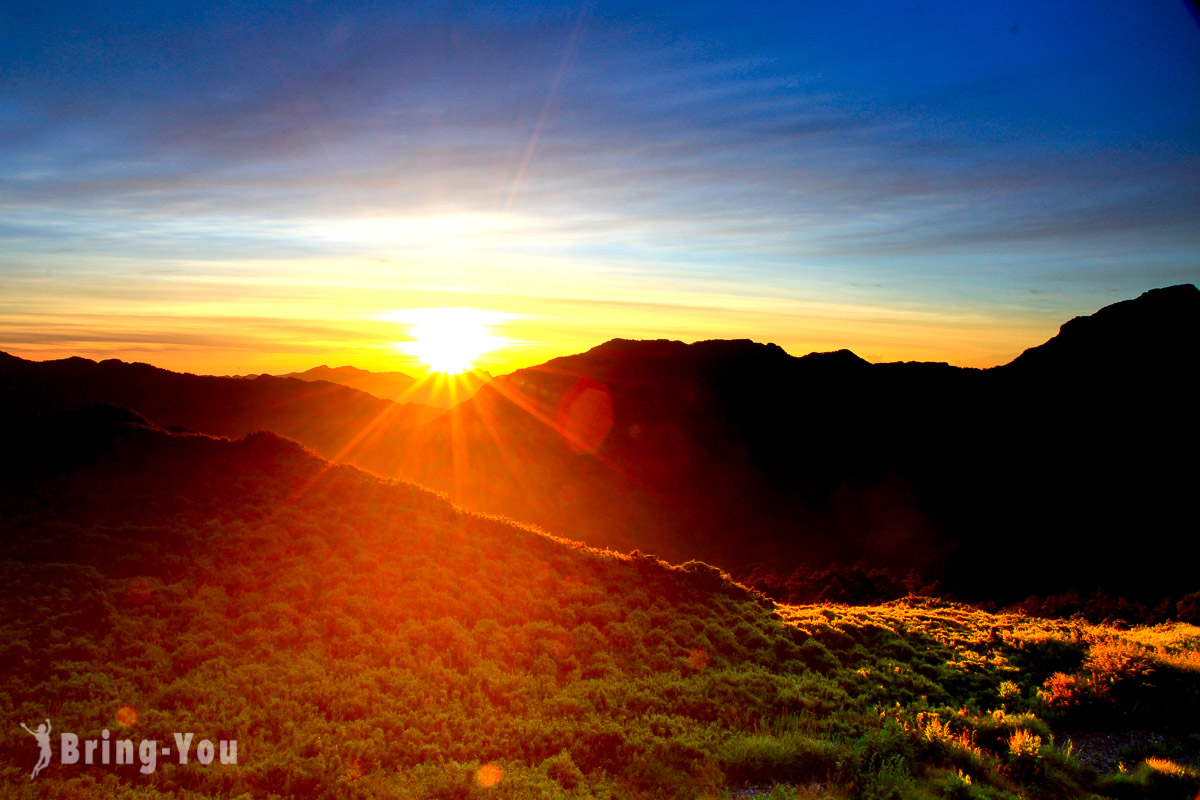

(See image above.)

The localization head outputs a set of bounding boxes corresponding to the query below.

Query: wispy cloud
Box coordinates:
[1,0,1197,372]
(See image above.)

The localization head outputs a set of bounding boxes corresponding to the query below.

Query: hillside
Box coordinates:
[394,286,1199,604]
[2,286,1196,607]
[268,365,492,409]
[0,353,440,465]
[2,408,1198,799]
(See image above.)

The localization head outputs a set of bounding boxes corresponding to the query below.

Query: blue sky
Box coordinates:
[1,0,1197,373]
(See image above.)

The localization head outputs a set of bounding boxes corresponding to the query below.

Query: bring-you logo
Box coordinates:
[17,714,237,780]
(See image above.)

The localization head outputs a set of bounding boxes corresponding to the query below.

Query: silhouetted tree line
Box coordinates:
[1010,589,1200,627]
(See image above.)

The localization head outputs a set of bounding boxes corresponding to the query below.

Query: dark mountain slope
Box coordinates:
[278,364,416,397]
[0,353,440,465]
[398,286,1199,602]
[936,284,1200,599]
[1006,284,1199,375]
[387,337,987,577]
[2,286,1195,603]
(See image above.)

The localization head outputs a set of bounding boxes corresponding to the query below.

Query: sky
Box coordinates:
[1,0,1198,375]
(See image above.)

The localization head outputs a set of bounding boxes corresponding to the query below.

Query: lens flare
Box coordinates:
[556,379,614,453]
[476,763,503,788]
[116,706,138,727]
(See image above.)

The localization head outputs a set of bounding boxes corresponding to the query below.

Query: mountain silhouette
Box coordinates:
[266,364,492,408]
[395,286,1198,601]
[394,337,975,578]
[1006,284,1199,374]
[0,353,439,463]
[2,285,1195,602]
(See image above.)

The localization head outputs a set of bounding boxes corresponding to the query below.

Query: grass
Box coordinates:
[2,425,1199,798]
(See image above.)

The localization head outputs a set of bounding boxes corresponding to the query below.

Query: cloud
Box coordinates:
[1,0,1197,371]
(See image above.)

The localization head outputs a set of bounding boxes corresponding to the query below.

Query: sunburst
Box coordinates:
[383,307,511,374]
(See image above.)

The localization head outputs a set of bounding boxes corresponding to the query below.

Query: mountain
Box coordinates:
[392,338,976,575]
[3,407,1196,798]
[391,285,1199,602]
[1006,284,1199,375]
[2,285,1196,604]
[272,364,492,408]
[0,353,441,462]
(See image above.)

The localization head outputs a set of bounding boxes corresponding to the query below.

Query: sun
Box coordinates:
[383,307,512,374]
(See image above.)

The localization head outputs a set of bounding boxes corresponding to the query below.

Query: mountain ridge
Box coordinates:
[0,352,440,461]
[398,285,1197,601]
[1004,284,1199,373]
[2,284,1195,603]
[268,363,492,408]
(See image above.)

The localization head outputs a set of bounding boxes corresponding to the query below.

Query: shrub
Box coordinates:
[1086,639,1157,689]
[940,768,983,800]
[1097,757,1200,800]
[542,749,584,790]
[997,680,1021,703]
[1039,672,1081,709]
[910,712,983,767]
[718,731,844,785]
[1007,728,1042,759]
[972,709,1051,757]
[859,754,920,800]
[1005,728,1044,782]
[796,637,841,674]
[1176,592,1200,624]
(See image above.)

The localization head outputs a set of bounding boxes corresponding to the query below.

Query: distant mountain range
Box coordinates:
[382,285,1195,600]
[0,354,440,460]
[232,364,491,408]
[3,284,1196,602]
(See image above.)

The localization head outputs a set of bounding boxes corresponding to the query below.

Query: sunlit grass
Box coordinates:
[5,425,1200,799]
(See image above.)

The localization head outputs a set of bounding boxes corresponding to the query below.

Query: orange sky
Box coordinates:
[0,246,1090,377]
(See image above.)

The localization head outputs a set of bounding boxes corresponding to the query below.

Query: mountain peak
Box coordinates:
[1005,283,1199,372]
[796,348,870,368]
[578,337,792,363]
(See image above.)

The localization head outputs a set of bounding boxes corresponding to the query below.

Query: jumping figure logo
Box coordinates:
[18,718,52,780]
[14,716,237,780]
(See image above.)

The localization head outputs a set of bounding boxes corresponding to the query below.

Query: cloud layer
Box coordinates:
[1,0,1198,372]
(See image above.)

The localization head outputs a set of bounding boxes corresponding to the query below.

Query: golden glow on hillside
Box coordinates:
[383,307,513,375]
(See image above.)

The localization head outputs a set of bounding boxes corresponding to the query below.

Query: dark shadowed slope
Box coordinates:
[0,353,441,465]
[1005,284,1199,374]
[386,338,975,573]
[2,286,1196,603]
[394,286,1199,602]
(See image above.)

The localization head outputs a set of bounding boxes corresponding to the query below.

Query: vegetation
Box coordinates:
[2,413,1198,798]
[745,566,1196,627]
